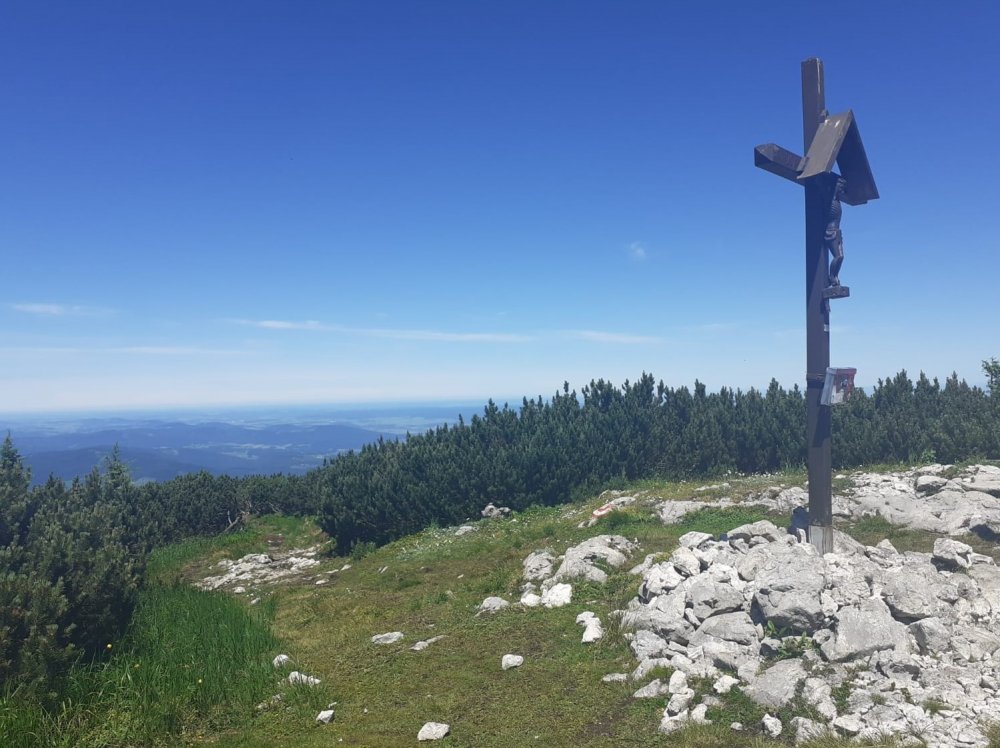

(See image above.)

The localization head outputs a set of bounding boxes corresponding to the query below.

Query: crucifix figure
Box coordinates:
[825,176,847,288]
[753,58,878,554]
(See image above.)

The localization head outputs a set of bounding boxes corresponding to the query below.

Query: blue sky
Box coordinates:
[2,0,998,413]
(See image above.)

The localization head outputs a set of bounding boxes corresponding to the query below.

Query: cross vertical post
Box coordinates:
[754,58,878,554]
[802,59,834,553]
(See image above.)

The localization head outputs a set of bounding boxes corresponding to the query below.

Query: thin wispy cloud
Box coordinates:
[112,346,246,356]
[628,241,648,261]
[686,322,741,334]
[1,345,246,356]
[233,319,331,331]
[231,318,662,345]
[230,318,532,343]
[365,328,532,343]
[11,302,112,317]
[566,330,663,345]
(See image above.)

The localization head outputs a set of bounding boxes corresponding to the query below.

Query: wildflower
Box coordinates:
[106,643,113,651]
[197,678,203,685]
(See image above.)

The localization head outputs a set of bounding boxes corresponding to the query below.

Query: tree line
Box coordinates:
[1,362,998,693]
[314,367,999,551]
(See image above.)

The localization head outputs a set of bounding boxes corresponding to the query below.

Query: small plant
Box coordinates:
[776,633,815,660]
[922,697,949,715]
[831,680,853,713]
[350,540,377,561]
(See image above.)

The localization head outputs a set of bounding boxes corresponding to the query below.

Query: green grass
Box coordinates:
[0,516,328,747]
[0,585,291,747]
[12,468,998,747]
[190,500,813,747]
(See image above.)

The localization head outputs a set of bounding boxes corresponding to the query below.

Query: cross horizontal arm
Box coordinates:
[754,143,805,183]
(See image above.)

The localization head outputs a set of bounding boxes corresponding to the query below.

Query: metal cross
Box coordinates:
[754,58,878,554]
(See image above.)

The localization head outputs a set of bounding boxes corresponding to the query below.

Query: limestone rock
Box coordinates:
[638,562,684,601]
[418,722,450,741]
[713,674,739,694]
[666,689,694,714]
[668,546,701,577]
[933,538,975,570]
[411,635,445,651]
[832,714,863,736]
[761,713,782,737]
[881,565,951,622]
[478,596,509,614]
[519,591,541,607]
[950,625,1000,662]
[272,653,291,668]
[751,542,827,633]
[546,535,636,586]
[687,575,744,620]
[689,703,710,724]
[522,550,556,581]
[658,709,689,734]
[915,475,948,494]
[315,709,334,724]
[481,503,511,519]
[678,531,713,548]
[667,669,688,693]
[690,611,759,647]
[581,618,604,643]
[633,679,668,698]
[620,606,693,645]
[197,548,321,591]
[790,716,829,743]
[629,629,669,660]
[501,654,524,670]
[728,520,786,543]
[909,616,951,654]
[961,465,1000,498]
[745,660,807,709]
[540,583,572,608]
[820,598,908,662]
[656,499,719,525]
[802,677,837,720]
[288,671,321,686]
[371,631,404,645]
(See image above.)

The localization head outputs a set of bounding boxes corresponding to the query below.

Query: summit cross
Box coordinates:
[754,58,878,554]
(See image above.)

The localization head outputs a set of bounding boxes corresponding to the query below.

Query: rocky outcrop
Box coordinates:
[616,514,1000,748]
[481,503,511,519]
[197,548,322,591]
[544,535,637,588]
[652,464,1000,543]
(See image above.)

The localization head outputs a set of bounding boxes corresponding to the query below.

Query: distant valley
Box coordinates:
[2,404,474,484]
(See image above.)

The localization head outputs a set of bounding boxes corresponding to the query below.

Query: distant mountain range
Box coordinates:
[2,404,475,485]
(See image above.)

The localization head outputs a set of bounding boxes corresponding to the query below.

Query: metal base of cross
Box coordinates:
[808,524,834,554]
[822,285,850,299]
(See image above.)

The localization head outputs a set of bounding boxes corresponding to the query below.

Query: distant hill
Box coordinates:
[9,420,389,484]
[24,446,210,485]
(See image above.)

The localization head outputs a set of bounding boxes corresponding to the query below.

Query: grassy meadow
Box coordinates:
[5,467,998,747]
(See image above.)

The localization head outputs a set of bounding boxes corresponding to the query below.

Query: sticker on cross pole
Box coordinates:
[820,367,857,406]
